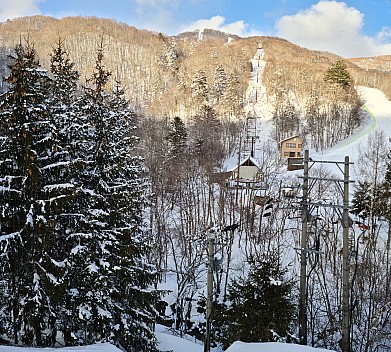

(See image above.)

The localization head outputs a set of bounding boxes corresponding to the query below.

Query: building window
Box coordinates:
[284,151,289,156]
[298,144,302,148]
[286,143,296,148]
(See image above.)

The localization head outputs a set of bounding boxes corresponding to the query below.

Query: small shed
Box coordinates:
[279,135,303,158]
[227,155,263,188]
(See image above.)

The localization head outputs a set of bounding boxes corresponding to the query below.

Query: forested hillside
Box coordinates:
[0,15,390,119]
[349,54,391,73]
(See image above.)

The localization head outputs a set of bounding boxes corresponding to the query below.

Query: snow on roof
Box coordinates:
[279,135,302,145]
[227,154,261,172]
[242,155,260,167]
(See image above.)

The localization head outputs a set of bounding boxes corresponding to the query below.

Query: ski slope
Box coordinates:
[241,47,391,178]
[311,86,391,169]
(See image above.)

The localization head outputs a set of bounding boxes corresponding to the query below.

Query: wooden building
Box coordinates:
[279,135,303,158]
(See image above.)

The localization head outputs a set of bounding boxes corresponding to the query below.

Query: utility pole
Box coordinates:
[299,149,309,345]
[204,231,215,352]
[297,151,353,350]
[235,132,242,205]
[342,156,350,352]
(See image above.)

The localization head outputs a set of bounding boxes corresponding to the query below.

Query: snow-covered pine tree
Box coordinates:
[107,79,161,351]
[156,37,179,76]
[221,72,242,119]
[213,254,296,350]
[191,69,208,111]
[48,37,80,141]
[44,38,84,345]
[0,39,60,346]
[351,181,376,219]
[61,42,160,351]
[211,64,227,103]
[190,105,225,174]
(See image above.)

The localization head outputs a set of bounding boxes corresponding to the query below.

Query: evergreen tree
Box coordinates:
[0,39,59,346]
[191,69,208,108]
[213,255,296,350]
[222,72,243,119]
[48,37,80,144]
[211,64,227,103]
[45,38,83,345]
[166,116,188,159]
[351,181,384,220]
[324,60,352,87]
[190,105,225,174]
[156,38,179,76]
[60,43,160,351]
[0,38,160,351]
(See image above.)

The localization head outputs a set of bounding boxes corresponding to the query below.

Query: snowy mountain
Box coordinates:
[0,15,389,119]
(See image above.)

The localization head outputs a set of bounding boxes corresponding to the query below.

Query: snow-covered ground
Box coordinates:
[225,341,334,352]
[0,337,337,352]
[2,48,390,352]
[0,343,121,352]
[155,325,337,352]
[311,86,391,170]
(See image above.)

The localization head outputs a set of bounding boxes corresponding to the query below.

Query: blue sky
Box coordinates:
[1,0,390,57]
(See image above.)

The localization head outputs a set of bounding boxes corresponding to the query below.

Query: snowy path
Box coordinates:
[339,103,377,146]
[311,86,391,171]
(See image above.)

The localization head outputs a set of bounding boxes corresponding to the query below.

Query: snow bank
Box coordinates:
[0,343,121,352]
[226,341,335,352]
[156,331,204,352]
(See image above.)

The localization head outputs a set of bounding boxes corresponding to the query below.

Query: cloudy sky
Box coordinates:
[0,0,390,58]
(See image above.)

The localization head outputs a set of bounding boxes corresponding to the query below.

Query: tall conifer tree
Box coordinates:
[0,39,59,346]
[60,42,160,351]
[45,38,82,345]
[0,38,160,351]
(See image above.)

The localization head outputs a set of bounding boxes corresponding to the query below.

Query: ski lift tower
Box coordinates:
[242,112,258,159]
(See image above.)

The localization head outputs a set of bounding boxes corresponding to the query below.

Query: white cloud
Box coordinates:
[133,0,180,34]
[376,26,391,42]
[0,0,42,22]
[180,15,262,37]
[276,0,391,58]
